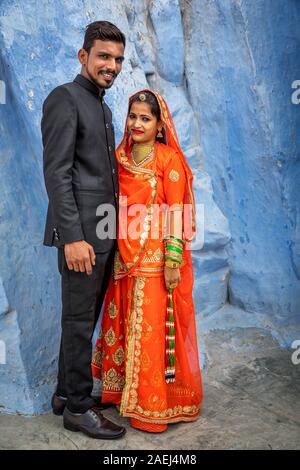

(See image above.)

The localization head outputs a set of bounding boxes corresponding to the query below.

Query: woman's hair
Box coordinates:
[129,91,161,121]
[83,21,126,53]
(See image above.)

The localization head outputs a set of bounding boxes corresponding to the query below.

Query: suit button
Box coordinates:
[109,146,112,152]
[106,123,109,128]
[115,192,118,198]
[53,228,60,241]
[112,168,116,174]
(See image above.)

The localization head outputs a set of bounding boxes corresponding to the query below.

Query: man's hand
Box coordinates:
[64,240,96,275]
[164,266,181,290]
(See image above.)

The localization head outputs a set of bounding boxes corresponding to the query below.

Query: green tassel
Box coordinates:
[169,355,175,367]
[165,288,176,383]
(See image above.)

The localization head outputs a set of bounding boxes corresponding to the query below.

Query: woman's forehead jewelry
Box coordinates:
[139,93,146,101]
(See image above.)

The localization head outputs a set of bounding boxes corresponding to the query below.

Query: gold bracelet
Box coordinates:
[165,260,180,269]
[165,252,183,262]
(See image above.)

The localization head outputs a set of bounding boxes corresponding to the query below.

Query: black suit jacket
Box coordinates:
[41,74,118,253]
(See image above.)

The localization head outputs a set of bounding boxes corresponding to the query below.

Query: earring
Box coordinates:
[157,128,163,138]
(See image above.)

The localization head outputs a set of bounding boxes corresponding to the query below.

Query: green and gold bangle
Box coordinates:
[165,256,182,264]
[166,250,182,258]
[169,235,184,245]
[167,252,181,258]
[165,255,182,264]
[165,245,182,254]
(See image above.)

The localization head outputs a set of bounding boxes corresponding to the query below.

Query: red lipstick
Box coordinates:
[131,129,144,135]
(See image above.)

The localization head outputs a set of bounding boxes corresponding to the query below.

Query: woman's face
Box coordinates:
[127,101,160,144]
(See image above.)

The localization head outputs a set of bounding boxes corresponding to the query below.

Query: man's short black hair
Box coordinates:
[83,21,126,53]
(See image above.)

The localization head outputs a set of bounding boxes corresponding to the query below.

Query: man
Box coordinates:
[41,21,126,439]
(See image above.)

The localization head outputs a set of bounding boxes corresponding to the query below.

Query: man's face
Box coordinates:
[79,39,125,90]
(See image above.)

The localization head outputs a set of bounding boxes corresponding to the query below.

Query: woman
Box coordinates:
[92,90,202,433]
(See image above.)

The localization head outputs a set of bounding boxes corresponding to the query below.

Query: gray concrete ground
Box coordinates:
[1,326,299,450]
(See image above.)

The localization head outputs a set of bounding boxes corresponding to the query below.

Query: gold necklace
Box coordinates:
[131,143,154,167]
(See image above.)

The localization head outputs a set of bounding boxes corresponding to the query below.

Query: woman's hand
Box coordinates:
[164,266,181,290]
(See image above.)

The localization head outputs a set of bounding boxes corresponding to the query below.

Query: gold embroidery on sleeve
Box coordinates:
[168,169,180,182]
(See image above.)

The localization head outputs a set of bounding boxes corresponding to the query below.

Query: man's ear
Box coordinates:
[78,48,88,66]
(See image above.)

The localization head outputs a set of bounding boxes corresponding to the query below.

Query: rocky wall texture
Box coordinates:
[0,0,299,414]
[183,0,300,321]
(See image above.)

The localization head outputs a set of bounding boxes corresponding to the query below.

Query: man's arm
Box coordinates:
[42,86,84,245]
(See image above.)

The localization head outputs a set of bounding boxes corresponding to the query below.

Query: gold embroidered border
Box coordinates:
[153,92,179,146]
[134,266,164,274]
[120,276,145,414]
[120,408,201,425]
[114,187,158,280]
[131,404,201,420]
[115,146,159,280]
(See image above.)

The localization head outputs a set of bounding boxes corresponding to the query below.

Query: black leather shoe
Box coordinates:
[51,393,67,416]
[63,406,126,439]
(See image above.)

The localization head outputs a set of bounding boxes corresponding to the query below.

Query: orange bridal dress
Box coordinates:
[92,90,203,432]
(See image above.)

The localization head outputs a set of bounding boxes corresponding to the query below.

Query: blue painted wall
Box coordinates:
[0,0,299,414]
[184,0,300,322]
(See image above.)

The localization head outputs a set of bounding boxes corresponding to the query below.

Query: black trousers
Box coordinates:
[56,245,115,413]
